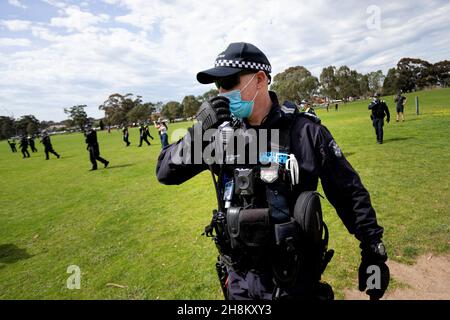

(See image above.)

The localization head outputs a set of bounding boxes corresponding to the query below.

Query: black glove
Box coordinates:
[358,241,390,300]
[386,118,390,123]
[195,96,231,132]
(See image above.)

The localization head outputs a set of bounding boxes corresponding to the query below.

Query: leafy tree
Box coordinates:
[433,60,450,87]
[358,73,370,98]
[320,66,339,99]
[397,58,433,92]
[40,120,55,130]
[15,115,40,136]
[26,122,39,135]
[64,105,88,130]
[98,93,143,125]
[198,89,219,103]
[161,101,183,121]
[0,116,15,139]
[367,70,385,94]
[271,66,319,103]
[182,95,201,117]
[126,103,155,124]
[335,66,361,100]
[382,68,399,95]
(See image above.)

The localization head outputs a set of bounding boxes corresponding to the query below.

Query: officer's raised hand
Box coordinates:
[358,241,390,299]
[195,96,231,132]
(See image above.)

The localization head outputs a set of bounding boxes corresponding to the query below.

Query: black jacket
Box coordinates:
[369,99,390,121]
[85,129,98,146]
[42,135,52,148]
[156,92,384,245]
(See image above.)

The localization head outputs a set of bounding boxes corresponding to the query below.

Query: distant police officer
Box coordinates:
[368,93,390,144]
[7,139,17,153]
[394,91,407,122]
[122,126,131,146]
[145,125,154,142]
[41,131,60,160]
[28,135,38,153]
[85,126,109,171]
[19,135,30,158]
[156,42,389,300]
[138,124,153,147]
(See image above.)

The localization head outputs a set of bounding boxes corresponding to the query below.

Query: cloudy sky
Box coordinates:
[0,0,449,121]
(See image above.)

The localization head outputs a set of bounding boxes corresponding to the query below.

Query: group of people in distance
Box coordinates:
[121,118,169,149]
[368,91,407,144]
[7,132,60,160]
[6,117,170,172]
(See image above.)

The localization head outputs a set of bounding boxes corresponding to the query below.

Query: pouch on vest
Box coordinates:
[227,207,271,249]
[293,191,334,279]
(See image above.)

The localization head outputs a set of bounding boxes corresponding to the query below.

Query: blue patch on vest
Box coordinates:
[259,152,289,164]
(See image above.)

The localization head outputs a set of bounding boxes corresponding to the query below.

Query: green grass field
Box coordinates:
[1,88,449,299]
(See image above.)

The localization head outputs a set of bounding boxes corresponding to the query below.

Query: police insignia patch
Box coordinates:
[329,140,342,158]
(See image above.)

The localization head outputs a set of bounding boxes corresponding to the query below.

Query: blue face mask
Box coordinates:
[219,74,258,119]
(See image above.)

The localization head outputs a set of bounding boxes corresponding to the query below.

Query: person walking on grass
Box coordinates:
[138,124,153,147]
[122,126,131,146]
[7,139,17,153]
[85,125,109,171]
[19,135,30,158]
[41,131,60,160]
[28,135,38,153]
[368,93,390,144]
[394,91,407,122]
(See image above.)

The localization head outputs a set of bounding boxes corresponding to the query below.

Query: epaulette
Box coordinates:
[280,101,298,115]
[298,111,321,124]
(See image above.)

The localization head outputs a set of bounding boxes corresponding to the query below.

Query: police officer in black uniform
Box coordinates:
[85,126,109,170]
[156,42,389,300]
[369,93,390,144]
[122,126,131,146]
[138,124,153,147]
[7,139,17,153]
[28,135,38,153]
[19,135,30,158]
[41,131,60,160]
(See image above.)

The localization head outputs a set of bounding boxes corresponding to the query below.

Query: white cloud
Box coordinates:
[8,0,27,9]
[50,6,110,32]
[0,38,31,47]
[0,19,32,32]
[0,0,449,121]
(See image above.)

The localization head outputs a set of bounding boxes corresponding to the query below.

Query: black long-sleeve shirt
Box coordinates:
[369,99,390,121]
[156,92,384,245]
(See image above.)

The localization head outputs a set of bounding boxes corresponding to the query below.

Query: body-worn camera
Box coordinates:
[234,168,255,196]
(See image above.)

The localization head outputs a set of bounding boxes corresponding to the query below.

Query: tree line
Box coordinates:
[1,57,448,140]
[272,58,449,103]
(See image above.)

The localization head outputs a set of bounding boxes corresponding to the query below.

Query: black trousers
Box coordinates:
[88,144,108,169]
[139,136,150,146]
[226,267,333,300]
[373,118,384,142]
[45,146,59,159]
[21,148,30,158]
[30,144,38,152]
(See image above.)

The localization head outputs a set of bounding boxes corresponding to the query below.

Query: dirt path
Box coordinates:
[344,254,450,300]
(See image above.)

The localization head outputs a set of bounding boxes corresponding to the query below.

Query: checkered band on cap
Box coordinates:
[214,59,272,73]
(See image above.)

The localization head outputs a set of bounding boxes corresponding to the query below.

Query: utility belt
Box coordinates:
[204,190,334,288]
